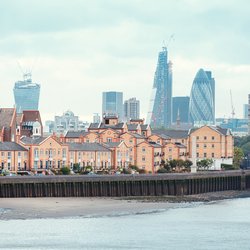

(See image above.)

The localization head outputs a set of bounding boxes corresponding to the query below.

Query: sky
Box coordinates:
[0,0,249,123]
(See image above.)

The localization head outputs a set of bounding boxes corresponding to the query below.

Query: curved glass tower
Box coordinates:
[189,69,215,126]
[13,73,40,113]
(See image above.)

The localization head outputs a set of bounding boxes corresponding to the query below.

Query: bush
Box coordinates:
[122,168,132,174]
[157,168,169,174]
[129,165,140,172]
[60,166,71,175]
[221,163,235,170]
[73,163,81,173]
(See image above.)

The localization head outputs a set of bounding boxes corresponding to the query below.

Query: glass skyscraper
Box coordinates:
[124,97,140,121]
[102,91,123,120]
[13,73,40,113]
[172,96,190,123]
[147,47,172,128]
[189,69,215,126]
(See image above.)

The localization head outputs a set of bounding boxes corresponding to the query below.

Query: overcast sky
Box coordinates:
[0,0,249,122]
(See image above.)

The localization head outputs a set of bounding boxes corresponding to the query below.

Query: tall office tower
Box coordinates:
[248,94,250,135]
[147,47,172,128]
[243,104,249,119]
[13,73,40,113]
[189,69,215,126]
[205,71,215,121]
[124,97,140,121]
[102,91,123,120]
[172,96,190,123]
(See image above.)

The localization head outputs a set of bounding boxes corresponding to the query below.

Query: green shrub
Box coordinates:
[221,163,235,170]
[157,168,169,173]
[60,166,71,175]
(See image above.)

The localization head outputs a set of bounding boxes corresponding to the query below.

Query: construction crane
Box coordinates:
[163,34,175,49]
[230,90,235,119]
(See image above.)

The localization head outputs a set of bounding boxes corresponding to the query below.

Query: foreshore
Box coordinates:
[1,190,250,220]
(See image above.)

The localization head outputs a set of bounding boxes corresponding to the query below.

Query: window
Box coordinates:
[204,153,207,158]
[58,150,61,155]
[62,149,66,158]
[142,147,146,152]
[40,149,43,156]
[212,153,215,158]
[169,147,172,152]
[107,138,112,142]
[212,144,214,148]
[7,152,11,160]
[142,156,145,161]
[204,136,207,140]
[204,144,207,148]
[1,152,4,157]
[40,160,43,168]
[196,136,199,140]
[196,152,199,157]
[212,136,215,140]
[129,139,133,143]
[18,152,21,157]
[196,144,199,148]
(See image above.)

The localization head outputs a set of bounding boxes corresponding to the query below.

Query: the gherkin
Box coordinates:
[189,69,215,126]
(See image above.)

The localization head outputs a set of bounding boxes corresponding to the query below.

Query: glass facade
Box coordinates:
[147,47,172,128]
[124,97,140,121]
[172,96,190,123]
[102,91,123,120]
[189,69,215,126]
[13,73,40,113]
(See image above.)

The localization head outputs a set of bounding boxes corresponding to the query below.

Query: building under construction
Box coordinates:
[147,47,172,128]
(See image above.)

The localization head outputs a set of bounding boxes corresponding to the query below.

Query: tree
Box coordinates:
[197,159,213,170]
[233,147,244,169]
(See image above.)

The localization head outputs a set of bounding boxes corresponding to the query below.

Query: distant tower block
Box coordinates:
[13,73,40,113]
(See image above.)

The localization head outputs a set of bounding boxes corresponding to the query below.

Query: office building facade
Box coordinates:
[13,73,40,113]
[189,69,215,126]
[124,97,140,121]
[102,91,123,120]
[172,96,190,124]
[147,47,172,128]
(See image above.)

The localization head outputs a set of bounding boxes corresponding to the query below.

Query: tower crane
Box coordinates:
[230,90,235,119]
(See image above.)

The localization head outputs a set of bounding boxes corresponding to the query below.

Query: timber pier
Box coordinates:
[0,170,250,198]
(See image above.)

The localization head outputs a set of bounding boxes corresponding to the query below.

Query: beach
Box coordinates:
[1,190,250,220]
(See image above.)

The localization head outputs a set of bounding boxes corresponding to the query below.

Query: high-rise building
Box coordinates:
[93,113,101,123]
[243,104,249,119]
[189,69,215,126]
[172,96,190,124]
[13,73,40,113]
[147,47,172,128]
[102,91,123,120]
[124,97,140,121]
[248,94,250,135]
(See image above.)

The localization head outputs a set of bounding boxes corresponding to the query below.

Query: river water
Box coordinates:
[0,198,250,249]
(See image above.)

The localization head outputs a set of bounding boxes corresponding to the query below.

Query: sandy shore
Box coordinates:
[1,190,250,220]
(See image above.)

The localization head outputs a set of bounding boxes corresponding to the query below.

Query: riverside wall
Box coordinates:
[0,170,250,198]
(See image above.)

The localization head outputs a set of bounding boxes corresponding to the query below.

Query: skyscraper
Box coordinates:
[13,73,40,113]
[189,69,215,126]
[172,96,190,123]
[124,97,140,121]
[102,91,123,120]
[147,47,172,128]
[248,94,250,135]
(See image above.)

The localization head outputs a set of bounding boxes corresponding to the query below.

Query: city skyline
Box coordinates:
[0,0,249,122]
